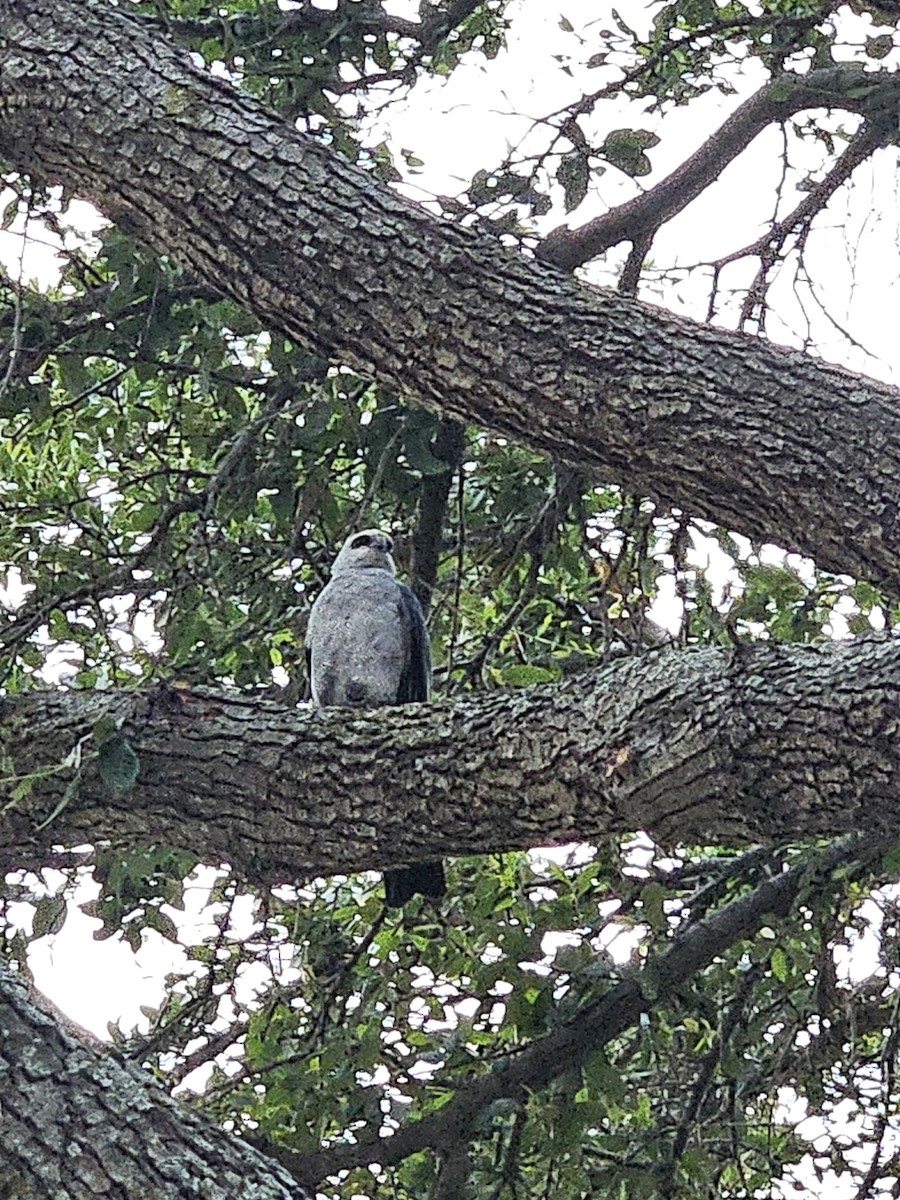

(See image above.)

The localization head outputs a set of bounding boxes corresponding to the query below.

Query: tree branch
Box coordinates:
[411,418,466,615]
[707,120,891,323]
[2,8,900,593]
[536,67,900,271]
[285,833,887,1185]
[2,639,899,886]
[0,962,310,1200]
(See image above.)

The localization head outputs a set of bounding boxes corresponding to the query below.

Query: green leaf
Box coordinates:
[1,197,19,230]
[770,946,789,983]
[93,715,120,745]
[584,1051,627,1103]
[601,129,660,178]
[640,881,668,932]
[501,663,559,687]
[557,150,590,212]
[865,35,892,59]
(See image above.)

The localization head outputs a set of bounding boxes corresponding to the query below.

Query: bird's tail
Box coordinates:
[384,861,446,907]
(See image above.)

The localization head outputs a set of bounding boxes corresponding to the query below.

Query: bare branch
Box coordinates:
[706,120,891,325]
[537,68,899,271]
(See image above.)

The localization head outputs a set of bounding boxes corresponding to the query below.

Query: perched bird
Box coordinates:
[305,529,446,907]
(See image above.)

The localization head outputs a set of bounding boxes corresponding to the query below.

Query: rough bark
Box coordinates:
[0,962,308,1200]
[1,3,900,592]
[0,822,880,1200]
[1,639,898,886]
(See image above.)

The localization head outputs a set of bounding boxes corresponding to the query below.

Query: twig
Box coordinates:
[537,69,897,272]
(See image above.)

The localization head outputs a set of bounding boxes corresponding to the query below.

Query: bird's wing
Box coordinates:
[396,583,431,703]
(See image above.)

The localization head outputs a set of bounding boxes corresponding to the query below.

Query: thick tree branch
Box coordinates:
[0,962,309,1200]
[536,70,899,271]
[1,639,899,886]
[2,5,900,590]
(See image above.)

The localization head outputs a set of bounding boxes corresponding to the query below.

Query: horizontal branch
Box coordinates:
[1,5,900,590]
[1,639,899,886]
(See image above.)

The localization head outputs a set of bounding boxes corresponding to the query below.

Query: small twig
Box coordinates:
[538,69,895,272]
[0,190,31,404]
[660,964,762,1197]
[707,121,888,324]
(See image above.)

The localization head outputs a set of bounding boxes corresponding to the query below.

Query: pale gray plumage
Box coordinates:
[305,529,445,907]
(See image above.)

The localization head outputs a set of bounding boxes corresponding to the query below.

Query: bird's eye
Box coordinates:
[351,534,373,549]
[384,537,394,551]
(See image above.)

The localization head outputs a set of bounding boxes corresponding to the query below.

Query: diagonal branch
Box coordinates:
[0,961,311,1200]
[706,120,891,324]
[3,7,900,592]
[536,69,900,271]
[283,833,887,1186]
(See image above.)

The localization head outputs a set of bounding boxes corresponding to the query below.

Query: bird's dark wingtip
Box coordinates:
[384,861,446,907]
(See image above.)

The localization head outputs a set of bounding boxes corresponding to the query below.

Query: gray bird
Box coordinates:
[305,528,446,907]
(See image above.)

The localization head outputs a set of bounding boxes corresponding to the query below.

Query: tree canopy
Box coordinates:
[1,2,900,1198]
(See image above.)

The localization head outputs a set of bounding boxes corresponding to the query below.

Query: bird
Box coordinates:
[305,528,446,907]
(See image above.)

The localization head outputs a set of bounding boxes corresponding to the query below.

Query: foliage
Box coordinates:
[1,1,900,1197]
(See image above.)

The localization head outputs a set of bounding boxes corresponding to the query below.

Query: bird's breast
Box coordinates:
[308,571,407,707]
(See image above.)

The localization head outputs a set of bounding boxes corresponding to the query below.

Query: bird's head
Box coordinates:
[331,528,397,575]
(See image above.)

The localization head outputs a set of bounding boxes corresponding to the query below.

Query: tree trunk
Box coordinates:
[0,962,307,1200]
[2,640,899,885]
[1,3,900,592]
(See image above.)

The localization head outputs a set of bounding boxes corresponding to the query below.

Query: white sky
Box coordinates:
[1,12,897,1182]
[370,0,900,378]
